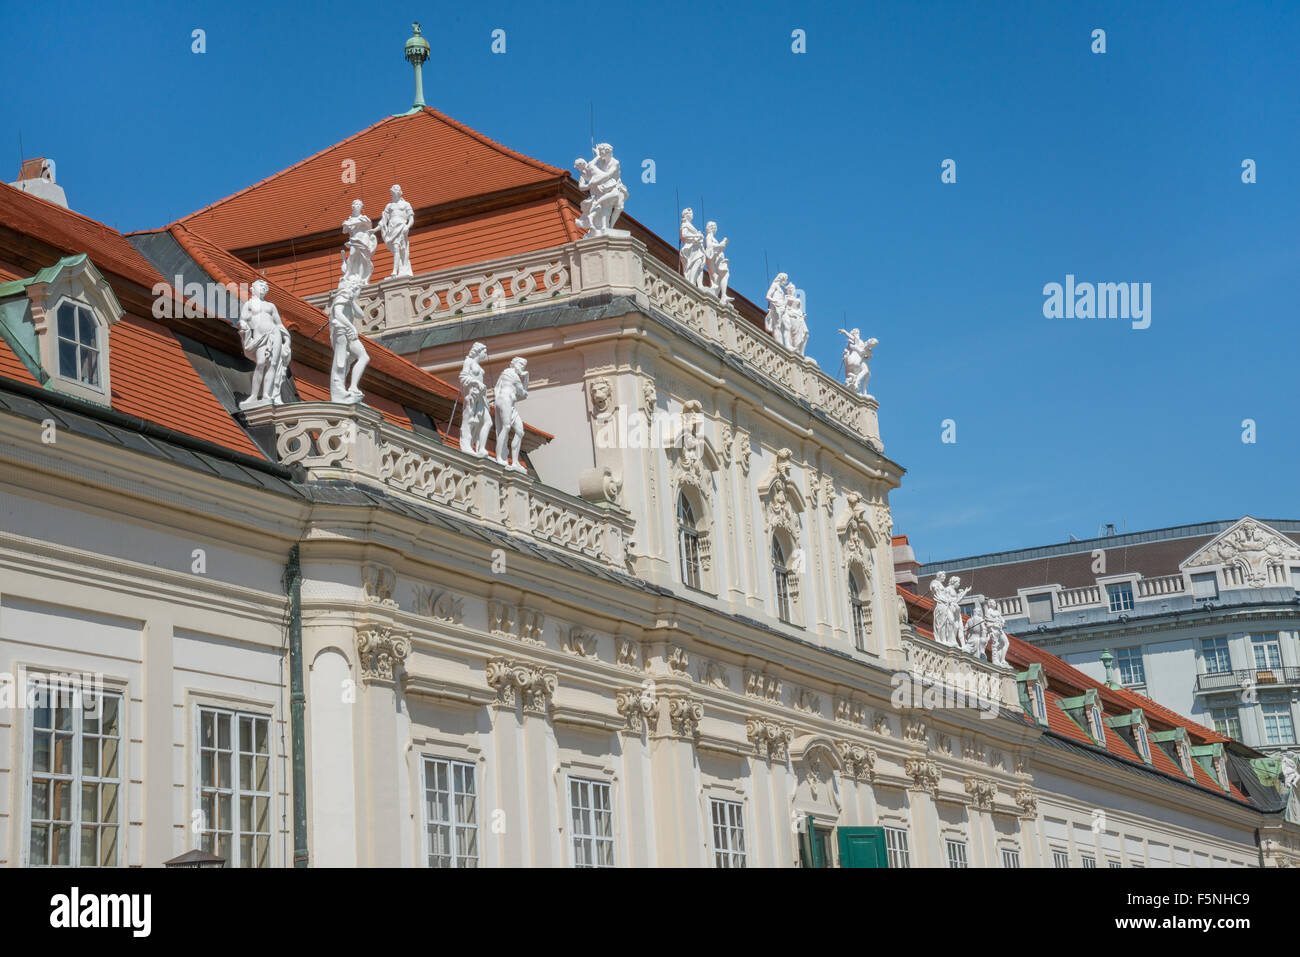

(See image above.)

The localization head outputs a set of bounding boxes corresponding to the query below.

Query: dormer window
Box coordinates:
[1058,688,1106,745]
[1088,704,1105,742]
[1105,708,1153,764]
[1016,664,1049,726]
[56,300,102,387]
[1135,724,1151,762]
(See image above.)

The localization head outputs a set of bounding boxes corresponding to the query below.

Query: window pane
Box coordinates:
[58,340,79,379]
[57,303,76,340]
[77,307,96,346]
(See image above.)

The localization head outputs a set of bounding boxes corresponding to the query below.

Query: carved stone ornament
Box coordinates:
[616,638,644,671]
[1182,516,1300,587]
[327,276,370,404]
[667,695,704,739]
[759,448,804,539]
[837,741,877,781]
[667,646,690,675]
[641,377,657,425]
[413,585,464,624]
[736,432,752,475]
[615,685,658,733]
[903,716,927,745]
[872,712,892,736]
[356,627,411,682]
[744,669,783,702]
[791,686,821,715]
[671,400,719,501]
[574,143,629,238]
[838,491,875,567]
[485,658,557,714]
[362,562,398,607]
[587,377,614,418]
[903,756,941,795]
[964,776,998,811]
[562,626,598,658]
[746,717,794,760]
[697,659,728,689]
[1014,786,1038,819]
[834,696,868,728]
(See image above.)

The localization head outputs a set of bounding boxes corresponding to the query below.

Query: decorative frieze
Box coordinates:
[746,717,794,761]
[667,646,690,676]
[745,669,783,703]
[834,696,868,728]
[697,658,728,689]
[964,776,998,811]
[616,638,644,672]
[562,626,598,658]
[872,712,893,737]
[837,741,877,782]
[1014,787,1038,819]
[485,658,557,714]
[903,756,941,795]
[362,562,398,606]
[615,685,658,733]
[903,716,927,746]
[413,586,464,624]
[667,696,704,739]
[356,626,410,682]
[791,686,821,715]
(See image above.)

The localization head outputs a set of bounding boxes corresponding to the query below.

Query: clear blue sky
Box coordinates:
[4,1,1297,561]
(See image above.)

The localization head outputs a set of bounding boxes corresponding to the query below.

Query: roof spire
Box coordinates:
[404,22,430,110]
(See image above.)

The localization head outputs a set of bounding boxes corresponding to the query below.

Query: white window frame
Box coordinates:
[1210,706,1242,740]
[1108,859,1122,868]
[676,493,704,592]
[709,798,747,868]
[1001,847,1021,868]
[1106,582,1135,613]
[567,776,615,868]
[1201,636,1232,675]
[1087,705,1105,742]
[1115,646,1146,686]
[1251,634,1283,671]
[884,825,910,868]
[1135,722,1152,762]
[195,704,273,868]
[945,838,968,869]
[1052,848,1071,868]
[1081,853,1097,868]
[1262,702,1296,746]
[772,535,794,624]
[422,756,479,868]
[23,676,124,867]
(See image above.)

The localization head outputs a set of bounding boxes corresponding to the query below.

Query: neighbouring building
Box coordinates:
[1,33,1297,868]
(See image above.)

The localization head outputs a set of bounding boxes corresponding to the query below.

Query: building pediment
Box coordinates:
[1180,516,1300,586]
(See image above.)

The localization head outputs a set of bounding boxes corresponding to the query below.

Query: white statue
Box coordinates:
[784,281,809,356]
[764,273,788,344]
[929,570,970,648]
[574,143,628,238]
[704,221,731,303]
[237,279,292,410]
[678,208,706,288]
[962,599,986,659]
[493,357,529,471]
[458,342,491,457]
[328,276,370,403]
[377,184,415,278]
[1280,752,1298,790]
[839,328,879,395]
[986,602,1009,668]
[341,200,378,285]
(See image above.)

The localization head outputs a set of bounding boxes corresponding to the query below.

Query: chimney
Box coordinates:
[892,534,920,593]
[10,157,68,208]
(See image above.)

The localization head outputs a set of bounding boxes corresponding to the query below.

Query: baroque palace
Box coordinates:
[0,29,1297,868]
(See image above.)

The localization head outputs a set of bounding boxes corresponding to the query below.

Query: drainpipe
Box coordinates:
[283,544,309,867]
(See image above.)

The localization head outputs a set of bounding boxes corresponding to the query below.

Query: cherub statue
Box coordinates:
[839,328,879,395]
[679,208,706,288]
[704,221,731,303]
[574,143,628,237]
[328,276,370,403]
[458,342,491,456]
[237,279,292,410]
[493,357,530,471]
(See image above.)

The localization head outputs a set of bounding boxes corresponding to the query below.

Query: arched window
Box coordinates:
[677,494,703,590]
[848,568,869,651]
[772,536,793,623]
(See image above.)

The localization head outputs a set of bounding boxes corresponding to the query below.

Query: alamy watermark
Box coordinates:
[1042,274,1151,330]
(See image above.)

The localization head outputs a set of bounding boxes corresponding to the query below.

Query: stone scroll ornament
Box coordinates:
[574,143,629,238]
[237,279,292,411]
[458,342,491,457]
[493,357,529,471]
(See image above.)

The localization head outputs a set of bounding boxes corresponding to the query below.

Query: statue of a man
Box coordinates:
[458,342,491,457]
[839,328,879,395]
[704,221,731,303]
[784,281,808,356]
[986,602,1009,668]
[764,272,788,343]
[963,599,988,659]
[573,143,628,237]
[237,279,292,410]
[341,200,378,285]
[493,357,529,471]
[377,184,415,278]
[678,208,706,288]
[328,276,370,403]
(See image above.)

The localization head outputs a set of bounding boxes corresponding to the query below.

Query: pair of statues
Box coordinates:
[458,342,530,471]
[764,273,810,357]
[839,328,879,396]
[574,143,629,238]
[341,186,415,282]
[929,570,1009,667]
[678,208,731,303]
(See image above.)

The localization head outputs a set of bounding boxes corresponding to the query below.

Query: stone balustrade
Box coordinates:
[899,631,1020,715]
[243,402,634,570]
[1057,584,1102,609]
[1137,574,1186,598]
[307,235,882,448]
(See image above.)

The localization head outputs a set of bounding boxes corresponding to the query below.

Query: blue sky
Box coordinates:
[4,1,1297,561]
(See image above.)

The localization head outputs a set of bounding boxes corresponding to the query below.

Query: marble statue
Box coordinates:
[328,276,370,403]
[377,184,415,278]
[986,601,1009,668]
[929,570,970,648]
[341,200,378,285]
[493,357,529,471]
[1280,752,1299,790]
[678,208,706,288]
[458,342,491,457]
[784,281,809,356]
[679,399,705,470]
[237,279,292,411]
[962,599,988,660]
[704,221,731,303]
[764,273,788,343]
[574,143,628,238]
[839,328,879,395]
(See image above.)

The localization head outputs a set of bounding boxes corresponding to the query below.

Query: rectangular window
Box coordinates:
[1081,854,1097,868]
[1026,593,1054,623]
[1252,634,1283,671]
[198,706,271,868]
[1052,849,1071,868]
[945,839,968,869]
[1210,706,1242,740]
[884,826,910,868]
[1106,582,1135,612]
[1001,848,1020,868]
[1135,723,1151,761]
[27,679,123,867]
[1191,572,1219,600]
[710,799,747,868]
[569,777,614,867]
[1262,703,1296,745]
[1108,859,1122,868]
[1201,637,1232,675]
[423,757,478,867]
[1115,646,1145,686]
